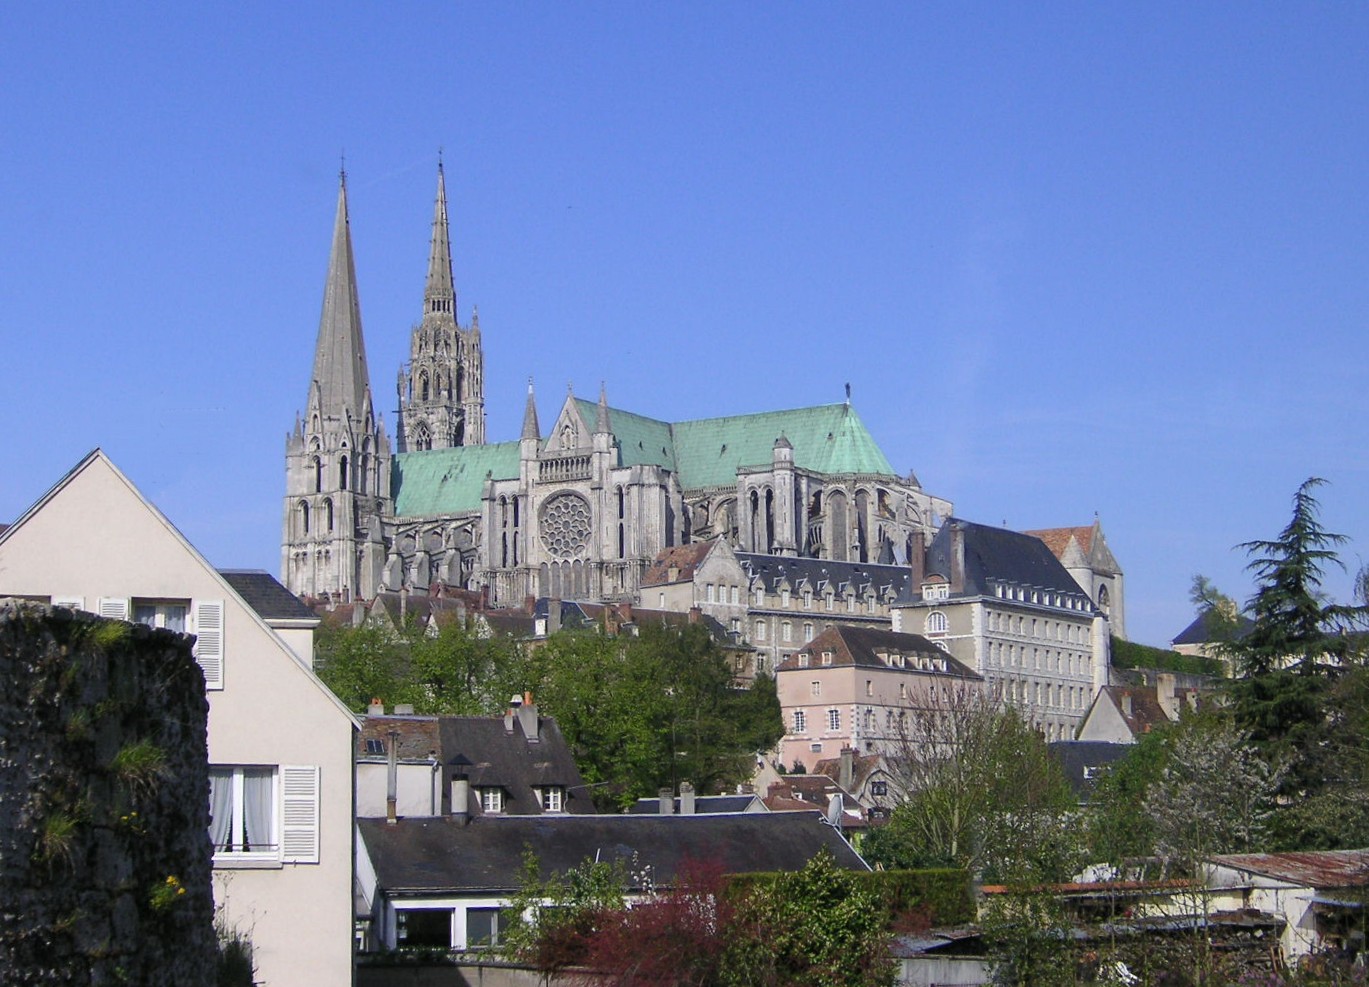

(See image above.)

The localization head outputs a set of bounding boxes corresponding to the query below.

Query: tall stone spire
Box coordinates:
[424,160,456,319]
[596,382,611,434]
[309,172,373,424]
[521,378,540,440]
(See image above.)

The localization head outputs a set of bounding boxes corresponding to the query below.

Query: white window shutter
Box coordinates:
[280,765,320,863]
[98,597,129,622]
[52,596,85,611]
[192,600,225,690]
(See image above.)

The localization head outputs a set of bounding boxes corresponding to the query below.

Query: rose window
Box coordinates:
[539,493,592,558]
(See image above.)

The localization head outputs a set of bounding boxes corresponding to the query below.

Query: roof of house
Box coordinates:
[359,709,594,816]
[1172,610,1255,647]
[738,553,912,601]
[218,569,318,623]
[626,794,761,815]
[813,750,886,791]
[1099,686,1172,737]
[777,625,980,680]
[388,402,899,516]
[764,777,867,827]
[641,542,717,587]
[914,519,1094,604]
[358,811,868,894]
[1047,741,1133,798]
[1210,850,1369,888]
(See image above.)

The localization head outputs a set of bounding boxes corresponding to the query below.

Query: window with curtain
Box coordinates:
[209,766,276,857]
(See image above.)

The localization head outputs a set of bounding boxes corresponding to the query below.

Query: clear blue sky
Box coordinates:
[2,4,1366,646]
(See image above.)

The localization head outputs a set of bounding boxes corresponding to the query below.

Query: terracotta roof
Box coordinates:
[813,750,884,790]
[1103,685,1172,736]
[1024,526,1094,560]
[1210,850,1369,888]
[641,541,716,587]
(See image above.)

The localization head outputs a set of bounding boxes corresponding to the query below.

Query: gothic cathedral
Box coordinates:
[283,166,952,606]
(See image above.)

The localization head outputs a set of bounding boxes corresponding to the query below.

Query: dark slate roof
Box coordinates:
[358,812,868,894]
[736,553,911,601]
[913,519,1094,605]
[360,711,594,816]
[217,569,318,622]
[778,626,980,680]
[1048,741,1132,799]
[1172,611,1255,647]
[626,794,760,815]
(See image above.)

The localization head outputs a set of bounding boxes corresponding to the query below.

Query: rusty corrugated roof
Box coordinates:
[1211,850,1369,888]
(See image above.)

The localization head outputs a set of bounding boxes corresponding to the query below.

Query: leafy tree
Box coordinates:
[526,623,782,808]
[874,684,1079,883]
[500,849,629,972]
[1084,723,1175,870]
[315,618,522,715]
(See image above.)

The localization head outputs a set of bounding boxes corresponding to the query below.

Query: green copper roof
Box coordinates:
[389,403,896,512]
[572,399,677,471]
[672,404,896,489]
[392,442,520,517]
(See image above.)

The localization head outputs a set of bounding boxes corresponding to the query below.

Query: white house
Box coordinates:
[0,450,358,986]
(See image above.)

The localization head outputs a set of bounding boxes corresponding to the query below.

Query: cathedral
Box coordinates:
[282,166,952,607]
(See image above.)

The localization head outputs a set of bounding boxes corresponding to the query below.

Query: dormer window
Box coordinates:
[923,581,949,601]
[798,653,810,668]
[802,591,812,610]
[538,787,564,813]
[479,787,504,814]
[781,589,791,607]
[821,651,833,666]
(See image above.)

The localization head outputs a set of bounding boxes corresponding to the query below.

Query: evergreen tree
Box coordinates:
[1227,477,1367,677]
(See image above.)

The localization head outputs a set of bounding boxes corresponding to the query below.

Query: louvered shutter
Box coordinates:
[192,600,224,690]
[52,596,85,611]
[98,597,129,622]
[280,765,320,863]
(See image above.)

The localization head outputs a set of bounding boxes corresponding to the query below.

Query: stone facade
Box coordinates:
[283,168,952,611]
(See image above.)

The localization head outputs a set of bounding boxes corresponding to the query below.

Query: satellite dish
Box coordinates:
[826,794,843,827]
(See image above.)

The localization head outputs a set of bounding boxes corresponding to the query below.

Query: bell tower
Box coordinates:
[283,171,392,602]
[397,161,485,451]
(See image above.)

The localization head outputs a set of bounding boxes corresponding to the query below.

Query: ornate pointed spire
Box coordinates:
[424,160,456,320]
[309,172,373,424]
[596,381,610,434]
[521,378,540,440]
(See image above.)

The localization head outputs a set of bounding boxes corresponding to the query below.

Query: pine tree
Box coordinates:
[1228,477,1366,677]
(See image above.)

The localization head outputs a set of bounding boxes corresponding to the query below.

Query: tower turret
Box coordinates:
[283,171,392,603]
[398,161,486,450]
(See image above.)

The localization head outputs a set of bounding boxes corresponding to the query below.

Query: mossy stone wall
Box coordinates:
[0,601,216,984]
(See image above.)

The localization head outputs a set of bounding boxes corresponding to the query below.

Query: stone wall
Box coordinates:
[0,601,217,984]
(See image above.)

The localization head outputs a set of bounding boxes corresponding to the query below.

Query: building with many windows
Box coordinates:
[892,518,1110,740]
[775,625,981,772]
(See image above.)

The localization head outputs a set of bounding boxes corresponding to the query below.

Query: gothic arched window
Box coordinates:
[339,455,349,491]
[312,457,323,493]
[415,423,432,452]
[324,498,335,532]
[298,501,310,535]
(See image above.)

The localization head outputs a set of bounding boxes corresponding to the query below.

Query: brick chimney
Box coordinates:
[688,605,702,624]
[839,747,854,793]
[949,522,966,595]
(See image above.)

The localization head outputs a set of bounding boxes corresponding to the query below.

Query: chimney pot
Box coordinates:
[368,699,385,716]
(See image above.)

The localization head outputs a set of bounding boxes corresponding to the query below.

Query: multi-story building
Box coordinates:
[892,519,1111,741]
[775,625,981,772]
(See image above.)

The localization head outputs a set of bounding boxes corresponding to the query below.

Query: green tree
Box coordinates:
[315,618,522,715]
[1084,723,1175,870]
[526,623,783,808]
[1226,477,1367,677]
